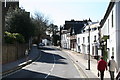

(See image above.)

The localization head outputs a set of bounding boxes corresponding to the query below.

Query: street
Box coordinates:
[3,46,81,79]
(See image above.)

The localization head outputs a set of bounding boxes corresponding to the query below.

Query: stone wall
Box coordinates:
[2,43,27,64]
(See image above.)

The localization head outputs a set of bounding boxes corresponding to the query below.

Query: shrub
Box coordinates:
[4,31,15,44]
[4,31,25,44]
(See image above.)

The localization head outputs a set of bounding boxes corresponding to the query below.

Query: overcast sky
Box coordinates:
[19,0,110,26]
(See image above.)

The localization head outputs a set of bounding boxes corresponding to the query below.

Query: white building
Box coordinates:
[61,30,70,49]
[76,22,100,59]
[42,39,52,46]
[100,1,120,67]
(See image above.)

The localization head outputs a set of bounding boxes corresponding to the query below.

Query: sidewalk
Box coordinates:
[2,44,40,77]
[62,49,110,79]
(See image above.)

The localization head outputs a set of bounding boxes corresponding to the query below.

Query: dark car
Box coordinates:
[38,43,45,49]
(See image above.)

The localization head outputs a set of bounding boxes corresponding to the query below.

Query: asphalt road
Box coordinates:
[3,46,81,79]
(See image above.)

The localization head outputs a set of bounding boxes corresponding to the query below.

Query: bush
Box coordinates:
[4,31,25,44]
[4,31,15,44]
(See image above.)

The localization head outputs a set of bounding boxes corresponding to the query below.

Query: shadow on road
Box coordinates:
[38,47,56,51]
[2,69,70,79]
[36,50,68,64]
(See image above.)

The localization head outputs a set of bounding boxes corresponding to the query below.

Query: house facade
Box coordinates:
[100,1,120,68]
[61,20,88,51]
[61,30,70,49]
[76,22,100,59]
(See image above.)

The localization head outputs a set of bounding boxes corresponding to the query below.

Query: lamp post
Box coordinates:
[86,22,91,70]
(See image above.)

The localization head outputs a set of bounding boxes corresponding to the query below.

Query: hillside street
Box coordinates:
[2,45,113,79]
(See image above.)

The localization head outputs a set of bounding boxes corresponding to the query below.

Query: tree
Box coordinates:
[31,12,50,44]
[5,7,35,42]
[47,24,59,46]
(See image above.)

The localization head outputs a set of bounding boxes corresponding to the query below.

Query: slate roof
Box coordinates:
[64,20,88,35]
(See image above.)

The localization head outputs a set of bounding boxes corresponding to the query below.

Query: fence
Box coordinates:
[2,43,27,64]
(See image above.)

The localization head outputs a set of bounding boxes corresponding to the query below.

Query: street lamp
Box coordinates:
[86,22,91,70]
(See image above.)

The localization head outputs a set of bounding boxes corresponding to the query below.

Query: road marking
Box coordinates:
[2,68,22,78]
[63,52,81,78]
[45,54,56,79]
[2,50,42,78]
[62,50,88,78]
[54,48,82,78]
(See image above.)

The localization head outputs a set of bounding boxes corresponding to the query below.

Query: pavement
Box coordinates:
[1,45,117,79]
[61,49,110,79]
[1,44,40,78]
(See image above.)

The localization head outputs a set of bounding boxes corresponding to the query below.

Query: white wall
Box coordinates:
[67,35,70,49]
[61,33,71,49]
[61,33,67,48]
[101,3,115,58]
[101,2,120,68]
[77,33,86,53]
[101,5,116,62]
[76,23,99,57]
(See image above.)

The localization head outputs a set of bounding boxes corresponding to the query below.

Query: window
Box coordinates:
[78,38,80,44]
[112,11,113,27]
[92,28,97,31]
[112,47,114,56]
[83,37,85,43]
[94,35,96,41]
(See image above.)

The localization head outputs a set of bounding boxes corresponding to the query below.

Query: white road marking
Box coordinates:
[45,54,56,79]
[2,68,21,78]
[2,50,41,78]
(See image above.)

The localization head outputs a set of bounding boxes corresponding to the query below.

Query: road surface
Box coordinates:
[3,46,81,79]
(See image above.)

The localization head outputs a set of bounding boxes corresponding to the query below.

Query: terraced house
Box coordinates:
[76,21,100,60]
[61,19,88,50]
[100,1,120,68]
[61,0,120,70]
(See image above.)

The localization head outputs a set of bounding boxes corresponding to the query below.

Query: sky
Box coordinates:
[19,0,110,26]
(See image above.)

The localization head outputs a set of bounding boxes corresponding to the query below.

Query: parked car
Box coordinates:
[38,43,45,49]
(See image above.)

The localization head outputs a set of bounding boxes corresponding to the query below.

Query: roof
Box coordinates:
[70,23,84,35]
[64,20,85,30]
[63,20,89,35]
